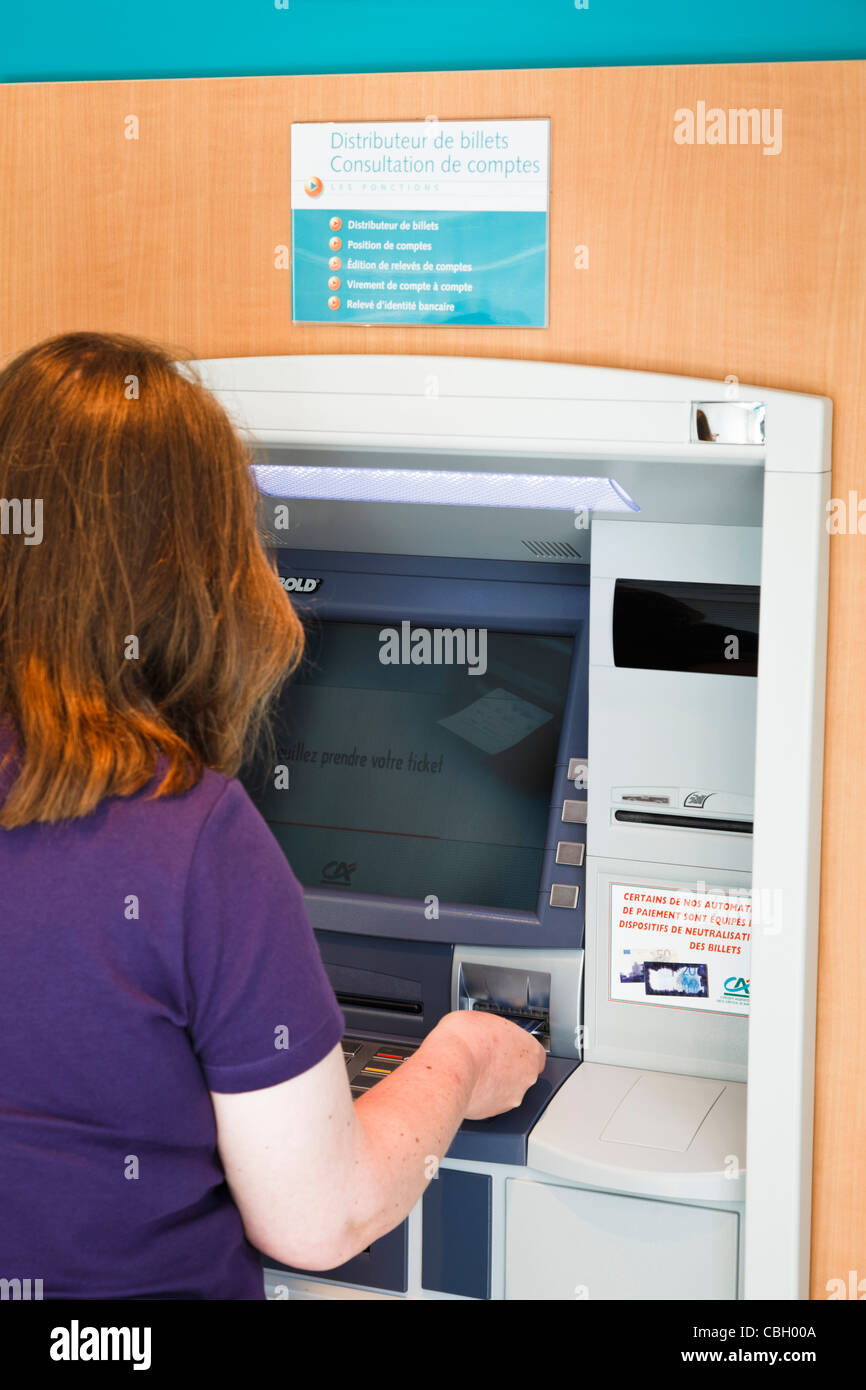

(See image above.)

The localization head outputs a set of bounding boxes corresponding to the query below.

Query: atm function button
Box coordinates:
[341,1040,363,1057]
[352,1073,381,1089]
[561,800,587,824]
[555,841,585,867]
[549,883,581,909]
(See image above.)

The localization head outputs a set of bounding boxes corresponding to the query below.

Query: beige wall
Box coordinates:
[1,60,864,1296]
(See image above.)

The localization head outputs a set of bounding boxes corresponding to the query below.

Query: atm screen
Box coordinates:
[244,621,575,910]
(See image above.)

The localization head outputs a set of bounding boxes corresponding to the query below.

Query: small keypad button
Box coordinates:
[549,883,580,909]
[555,841,585,866]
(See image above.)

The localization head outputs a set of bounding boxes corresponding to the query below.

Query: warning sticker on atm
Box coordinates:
[609,882,751,1016]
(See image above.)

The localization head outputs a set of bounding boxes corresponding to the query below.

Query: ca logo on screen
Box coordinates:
[322,860,357,885]
[724,976,750,997]
[280,576,322,593]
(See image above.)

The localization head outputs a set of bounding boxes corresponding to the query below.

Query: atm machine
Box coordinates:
[189,354,830,1301]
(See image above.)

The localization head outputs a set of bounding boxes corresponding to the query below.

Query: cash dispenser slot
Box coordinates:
[335,991,423,1016]
[614,809,753,834]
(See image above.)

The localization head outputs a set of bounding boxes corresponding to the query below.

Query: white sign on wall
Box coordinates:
[610,882,751,1015]
[290,118,550,326]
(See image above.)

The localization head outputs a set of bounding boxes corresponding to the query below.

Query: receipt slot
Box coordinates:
[191,354,829,1301]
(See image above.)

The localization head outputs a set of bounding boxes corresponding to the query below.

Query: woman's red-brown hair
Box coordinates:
[0,331,304,827]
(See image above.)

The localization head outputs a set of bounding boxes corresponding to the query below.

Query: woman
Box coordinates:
[0,332,543,1300]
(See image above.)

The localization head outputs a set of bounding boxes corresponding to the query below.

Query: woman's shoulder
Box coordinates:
[98,763,293,889]
[128,763,256,830]
[101,762,263,854]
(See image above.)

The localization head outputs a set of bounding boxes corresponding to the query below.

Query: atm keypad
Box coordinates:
[550,882,580,909]
[555,840,585,867]
[342,1036,417,1095]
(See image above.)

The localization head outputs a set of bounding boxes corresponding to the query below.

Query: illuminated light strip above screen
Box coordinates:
[251,464,640,512]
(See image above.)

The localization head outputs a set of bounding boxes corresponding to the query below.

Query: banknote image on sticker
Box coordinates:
[643,963,709,998]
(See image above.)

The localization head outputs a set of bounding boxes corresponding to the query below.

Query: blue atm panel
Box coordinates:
[422,1169,492,1300]
[242,551,590,952]
[244,550,587,1293]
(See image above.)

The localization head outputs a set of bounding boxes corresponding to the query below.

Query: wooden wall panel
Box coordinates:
[1,60,864,1298]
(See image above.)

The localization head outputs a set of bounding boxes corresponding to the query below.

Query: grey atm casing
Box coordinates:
[586,520,758,1084]
[191,354,830,1301]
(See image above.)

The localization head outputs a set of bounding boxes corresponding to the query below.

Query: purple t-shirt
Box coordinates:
[0,731,345,1299]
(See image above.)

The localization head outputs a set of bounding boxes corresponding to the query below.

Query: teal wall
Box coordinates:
[3,0,866,84]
